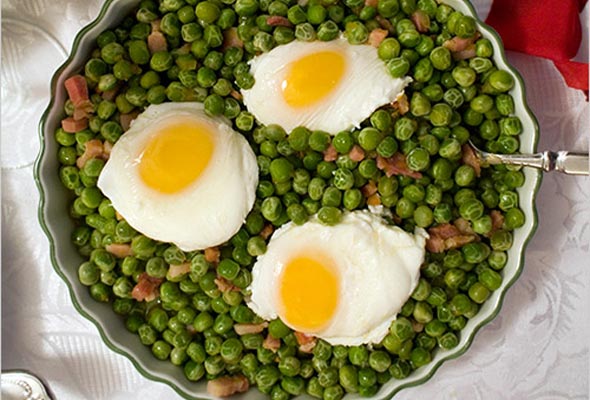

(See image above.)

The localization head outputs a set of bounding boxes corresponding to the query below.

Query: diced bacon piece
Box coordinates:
[362,180,378,197]
[426,222,478,253]
[367,193,381,206]
[443,36,477,52]
[204,247,220,264]
[490,210,505,232]
[368,28,389,47]
[175,43,191,55]
[294,331,317,353]
[168,262,191,279]
[376,153,423,179]
[425,235,445,253]
[376,16,394,33]
[410,10,430,32]
[411,320,424,332]
[260,224,274,240]
[76,139,104,169]
[151,19,161,32]
[429,223,461,240]
[452,45,477,60]
[230,90,243,101]
[234,322,268,335]
[132,272,163,302]
[106,243,133,258]
[445,234,476,249]
[101,88,118,101]
[187,324,197,335]
[349,145,366,162]
[223,27,243,49]
[148,31,167,53]
[263,334,281,352]
[207,375,249,397]
[120,110,140,131]
[364,0,378,6]
[462,144,481,177]
[102,140,113,159]
[266,15,293,27]
[392,93,409,115]
[454,218,475,235]
[73,99,94,121]
[214,277,240,292]
[64,75,89,106]
[323,143,338,162]
[62,116,88,133]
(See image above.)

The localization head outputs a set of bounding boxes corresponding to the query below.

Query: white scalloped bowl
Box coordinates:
[35,0,542,398]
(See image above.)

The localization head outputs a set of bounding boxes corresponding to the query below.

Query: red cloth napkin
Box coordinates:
[485,0,589,93]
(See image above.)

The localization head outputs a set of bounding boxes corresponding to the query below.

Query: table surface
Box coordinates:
[2,1,589,399]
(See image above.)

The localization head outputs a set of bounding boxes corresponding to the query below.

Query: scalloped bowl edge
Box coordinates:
[34,0,542,398]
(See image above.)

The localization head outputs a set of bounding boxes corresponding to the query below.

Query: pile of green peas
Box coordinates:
[57,0,526,397]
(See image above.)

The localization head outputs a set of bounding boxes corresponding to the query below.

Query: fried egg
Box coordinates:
[247,211,428,346]
[241,37,411,134]
[97,102,258,251]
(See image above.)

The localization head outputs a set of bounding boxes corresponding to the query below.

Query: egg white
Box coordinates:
[97,102,258,251]
[247,211,428,346]
[242,37,411,134]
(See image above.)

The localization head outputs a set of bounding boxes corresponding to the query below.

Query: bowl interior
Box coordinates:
[35,0,542,398]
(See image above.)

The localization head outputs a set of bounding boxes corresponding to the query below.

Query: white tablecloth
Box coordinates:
[2,1,589,399]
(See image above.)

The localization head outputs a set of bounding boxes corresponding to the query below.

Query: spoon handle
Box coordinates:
[481,151,589,175]
[554,152,590,175]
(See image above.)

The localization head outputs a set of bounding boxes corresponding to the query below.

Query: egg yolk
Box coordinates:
[281,51,346,108]
[279,254,339,331]
[138,118,214,194]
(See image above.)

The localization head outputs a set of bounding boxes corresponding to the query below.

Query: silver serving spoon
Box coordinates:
[468,141,589,175]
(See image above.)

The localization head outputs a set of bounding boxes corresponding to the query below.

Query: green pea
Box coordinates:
[437,331,458,349]
[256,365,281,388]
[262,196,283,222]
[394,117,418,140]
[317,206,342,225]
[416,35,435,56]
[486,70,515,92]
[78,261,100,286]
[410,92,431,117]
[308,130,331,152]
[339,364,359,392]
[295,22,317,41]
[376,0,398,17]
[367,350,390,373]
[406,147,430,171]
[314,20,338,41]
[288,5,307,24]
[338,188,361,211]
[398,29,421,48]
[413,58,434,83]
[387,57,410,78]
[196,1,221,23]
[152,340,172,360]
[389,317,413,342]
[320,186,341,207]
[345,21,369,44]
[101,42,125,64]
[378,38,401,61]
[323,384,344,400]
[204,355,225,375]
[308,4,327,24]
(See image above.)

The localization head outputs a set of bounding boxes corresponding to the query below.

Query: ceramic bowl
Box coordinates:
[35,0,542,398]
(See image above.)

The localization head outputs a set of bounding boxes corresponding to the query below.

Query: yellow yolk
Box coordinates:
[281,51,346,108]
[279,254,339,331]
[138,119,214,194]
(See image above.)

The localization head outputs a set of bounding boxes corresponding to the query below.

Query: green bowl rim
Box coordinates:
[34,0,543,398]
